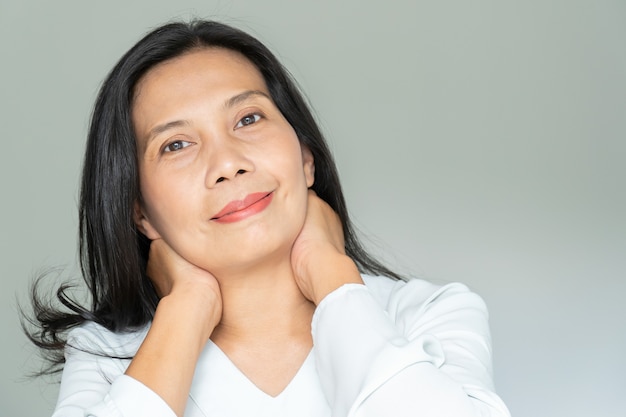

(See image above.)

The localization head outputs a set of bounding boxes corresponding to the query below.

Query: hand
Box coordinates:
[127,239,222,416]
[147,238,222,335]
[291,190,363,305]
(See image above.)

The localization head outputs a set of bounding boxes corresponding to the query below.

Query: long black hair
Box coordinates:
[23,19,402,375]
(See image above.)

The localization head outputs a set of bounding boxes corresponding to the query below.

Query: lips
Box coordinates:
[211,191,273,223]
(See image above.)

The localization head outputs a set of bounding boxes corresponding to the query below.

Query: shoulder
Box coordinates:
[66,321,149,358]
[362,274,445,306]
[362,274,482,309]
[362,274,489,337]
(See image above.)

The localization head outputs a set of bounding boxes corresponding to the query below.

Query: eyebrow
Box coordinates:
[144,90,271,145]
[224,89,271,109]
[146,120,191,144]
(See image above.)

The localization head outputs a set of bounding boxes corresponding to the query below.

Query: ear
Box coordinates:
[301,146,315,188]
[133,201,161,240]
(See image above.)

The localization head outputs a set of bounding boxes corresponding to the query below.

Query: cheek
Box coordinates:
[275,137,311,185]
[139,171,200,237]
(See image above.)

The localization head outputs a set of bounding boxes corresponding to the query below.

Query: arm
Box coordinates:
[312,279,511,417]
[52,324,176,417]
[52,239,222,417]
[291,192,510,416]
[123,285,220,416]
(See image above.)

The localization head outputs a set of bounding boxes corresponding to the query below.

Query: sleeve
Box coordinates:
[51,325,177,417]
[311,280,511,417]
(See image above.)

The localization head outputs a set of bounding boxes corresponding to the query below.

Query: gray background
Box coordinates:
[1,1,624,416]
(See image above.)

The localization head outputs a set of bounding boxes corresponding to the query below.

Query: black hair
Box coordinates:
[23,19,402,375]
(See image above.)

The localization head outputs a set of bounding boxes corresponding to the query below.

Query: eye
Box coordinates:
[163,139,192,153]
[235,113,261,128]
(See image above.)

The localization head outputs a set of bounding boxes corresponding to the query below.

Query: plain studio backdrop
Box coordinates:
[1,1,624,416]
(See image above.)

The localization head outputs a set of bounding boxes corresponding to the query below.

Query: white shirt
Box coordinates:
[52,275,511,417]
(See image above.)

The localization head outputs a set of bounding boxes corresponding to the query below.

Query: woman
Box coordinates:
[26,20,510,417]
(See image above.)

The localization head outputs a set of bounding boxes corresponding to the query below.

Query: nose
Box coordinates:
[204,134,254,187]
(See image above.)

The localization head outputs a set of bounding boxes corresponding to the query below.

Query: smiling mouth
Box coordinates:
[211,192,273,223]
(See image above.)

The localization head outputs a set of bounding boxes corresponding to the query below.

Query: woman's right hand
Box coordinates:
[126,239,222,416]
[148,238,220,300]
[146,238,223,342]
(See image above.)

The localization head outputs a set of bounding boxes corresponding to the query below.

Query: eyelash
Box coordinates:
[235,113,262,128]
[163,139,192,153]
[160,112,262,154]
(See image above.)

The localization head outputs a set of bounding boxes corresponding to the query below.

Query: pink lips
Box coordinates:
[211,192,273,223]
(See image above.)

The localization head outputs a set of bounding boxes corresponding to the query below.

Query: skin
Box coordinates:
[128,48,363,416]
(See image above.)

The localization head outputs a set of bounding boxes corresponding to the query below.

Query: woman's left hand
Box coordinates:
[291,190,363,305]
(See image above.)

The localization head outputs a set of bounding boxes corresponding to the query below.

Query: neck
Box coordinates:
[210,260,315,347]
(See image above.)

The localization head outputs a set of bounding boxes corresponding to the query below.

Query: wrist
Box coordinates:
[158,289,221,344]
[310,254,363,305]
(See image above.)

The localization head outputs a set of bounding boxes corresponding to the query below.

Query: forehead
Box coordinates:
[133,47,267,106]
[131,48,269,139]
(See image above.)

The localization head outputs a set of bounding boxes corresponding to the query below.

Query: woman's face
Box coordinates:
[132,48,314,276]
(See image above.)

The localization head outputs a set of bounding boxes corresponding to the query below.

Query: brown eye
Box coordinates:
[163,140,192,153]
[236,113,261,128]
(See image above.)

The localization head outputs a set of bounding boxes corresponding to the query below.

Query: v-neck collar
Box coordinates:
[209,339,314,398]
[187,339,329,417]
